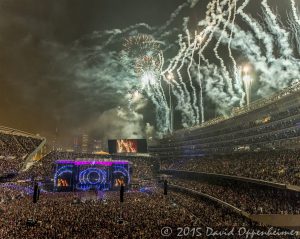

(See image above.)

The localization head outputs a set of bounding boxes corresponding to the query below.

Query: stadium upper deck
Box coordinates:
[149,83,300,157]
[0,126,46,175]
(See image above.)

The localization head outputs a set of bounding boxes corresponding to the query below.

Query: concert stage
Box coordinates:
[54,159,130,191]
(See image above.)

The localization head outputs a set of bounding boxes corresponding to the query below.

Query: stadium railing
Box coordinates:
[168,184,248,217]
[161,169,289,191]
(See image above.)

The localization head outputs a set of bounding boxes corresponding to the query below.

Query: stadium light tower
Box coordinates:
[166,72,174,133]
[242,64,253,107]
[196,33,205,124]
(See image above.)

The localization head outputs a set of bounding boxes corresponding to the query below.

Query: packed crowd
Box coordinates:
[0,148,297,238]
[129,157,157,180]
[0,132,42,175]
[17,152,59,180]
[0,132,42,157]
[168,177,300,215]
[42,151,111,160]
[0,133,26,157]
[2,185,294,239]
[0,156,26,176]
[0,184,28,203]
[0,189,196,238]
[14,136,37,154]
[161,150,300,186]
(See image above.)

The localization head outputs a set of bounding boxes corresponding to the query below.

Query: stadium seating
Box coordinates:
[0,128,44,176]
[160,150,300,186]
[150,88,300,186]
[167,177,300,214]
[150,90,300,156]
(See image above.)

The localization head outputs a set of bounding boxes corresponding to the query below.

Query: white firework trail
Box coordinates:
[262,0,293,58]
[163,74,194,127]
[161,44,196,126]
[213,0,236,95]
[289,0,300,54]
[207,21,258,108]
[225,0,246,106]
[73,0,300,136]
[161,43,185,92]
[214,25,246,106]
[228,0,238,82]
[156,52,169,107]
[154,85,170,133]
[188,0,200,8]
[221,7,300,98]
[287,12,300,55]
[141,71,170,133]
[205,64,239,116]
[186,30,200,124]
[198,0,231,62]
[198,2,220,54]
[158,52,172,130]
[158,78,169,112]
[187,0,238,121]
[156,2,189,35]
[147,88,168,133]
[237,0,274,61]
[220,21,263,63]
[290,0,300,27]
[176,37,196,125]
[83,23,154,47]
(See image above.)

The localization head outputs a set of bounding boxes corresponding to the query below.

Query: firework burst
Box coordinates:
[121,34,162,77]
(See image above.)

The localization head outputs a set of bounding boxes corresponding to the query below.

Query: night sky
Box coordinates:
[0,0,297,147]
[0,0,184,146]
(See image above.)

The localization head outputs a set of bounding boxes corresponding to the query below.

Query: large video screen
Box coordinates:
[117,139,137,153]
[55,165,74,191]
[108,139,147,154]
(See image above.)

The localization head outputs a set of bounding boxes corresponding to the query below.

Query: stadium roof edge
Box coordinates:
[0,125,44,139]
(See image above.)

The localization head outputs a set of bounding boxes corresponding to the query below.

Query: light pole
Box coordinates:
[242,64,253,107]
[166,72,174,133]
[196,34,205,124]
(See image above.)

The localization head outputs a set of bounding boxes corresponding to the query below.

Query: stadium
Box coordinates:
[1,0,300,238]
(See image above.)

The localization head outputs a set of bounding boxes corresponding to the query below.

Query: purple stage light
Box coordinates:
[56,160,129,165]
[56,160,74,164]
[74,161,113,166]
